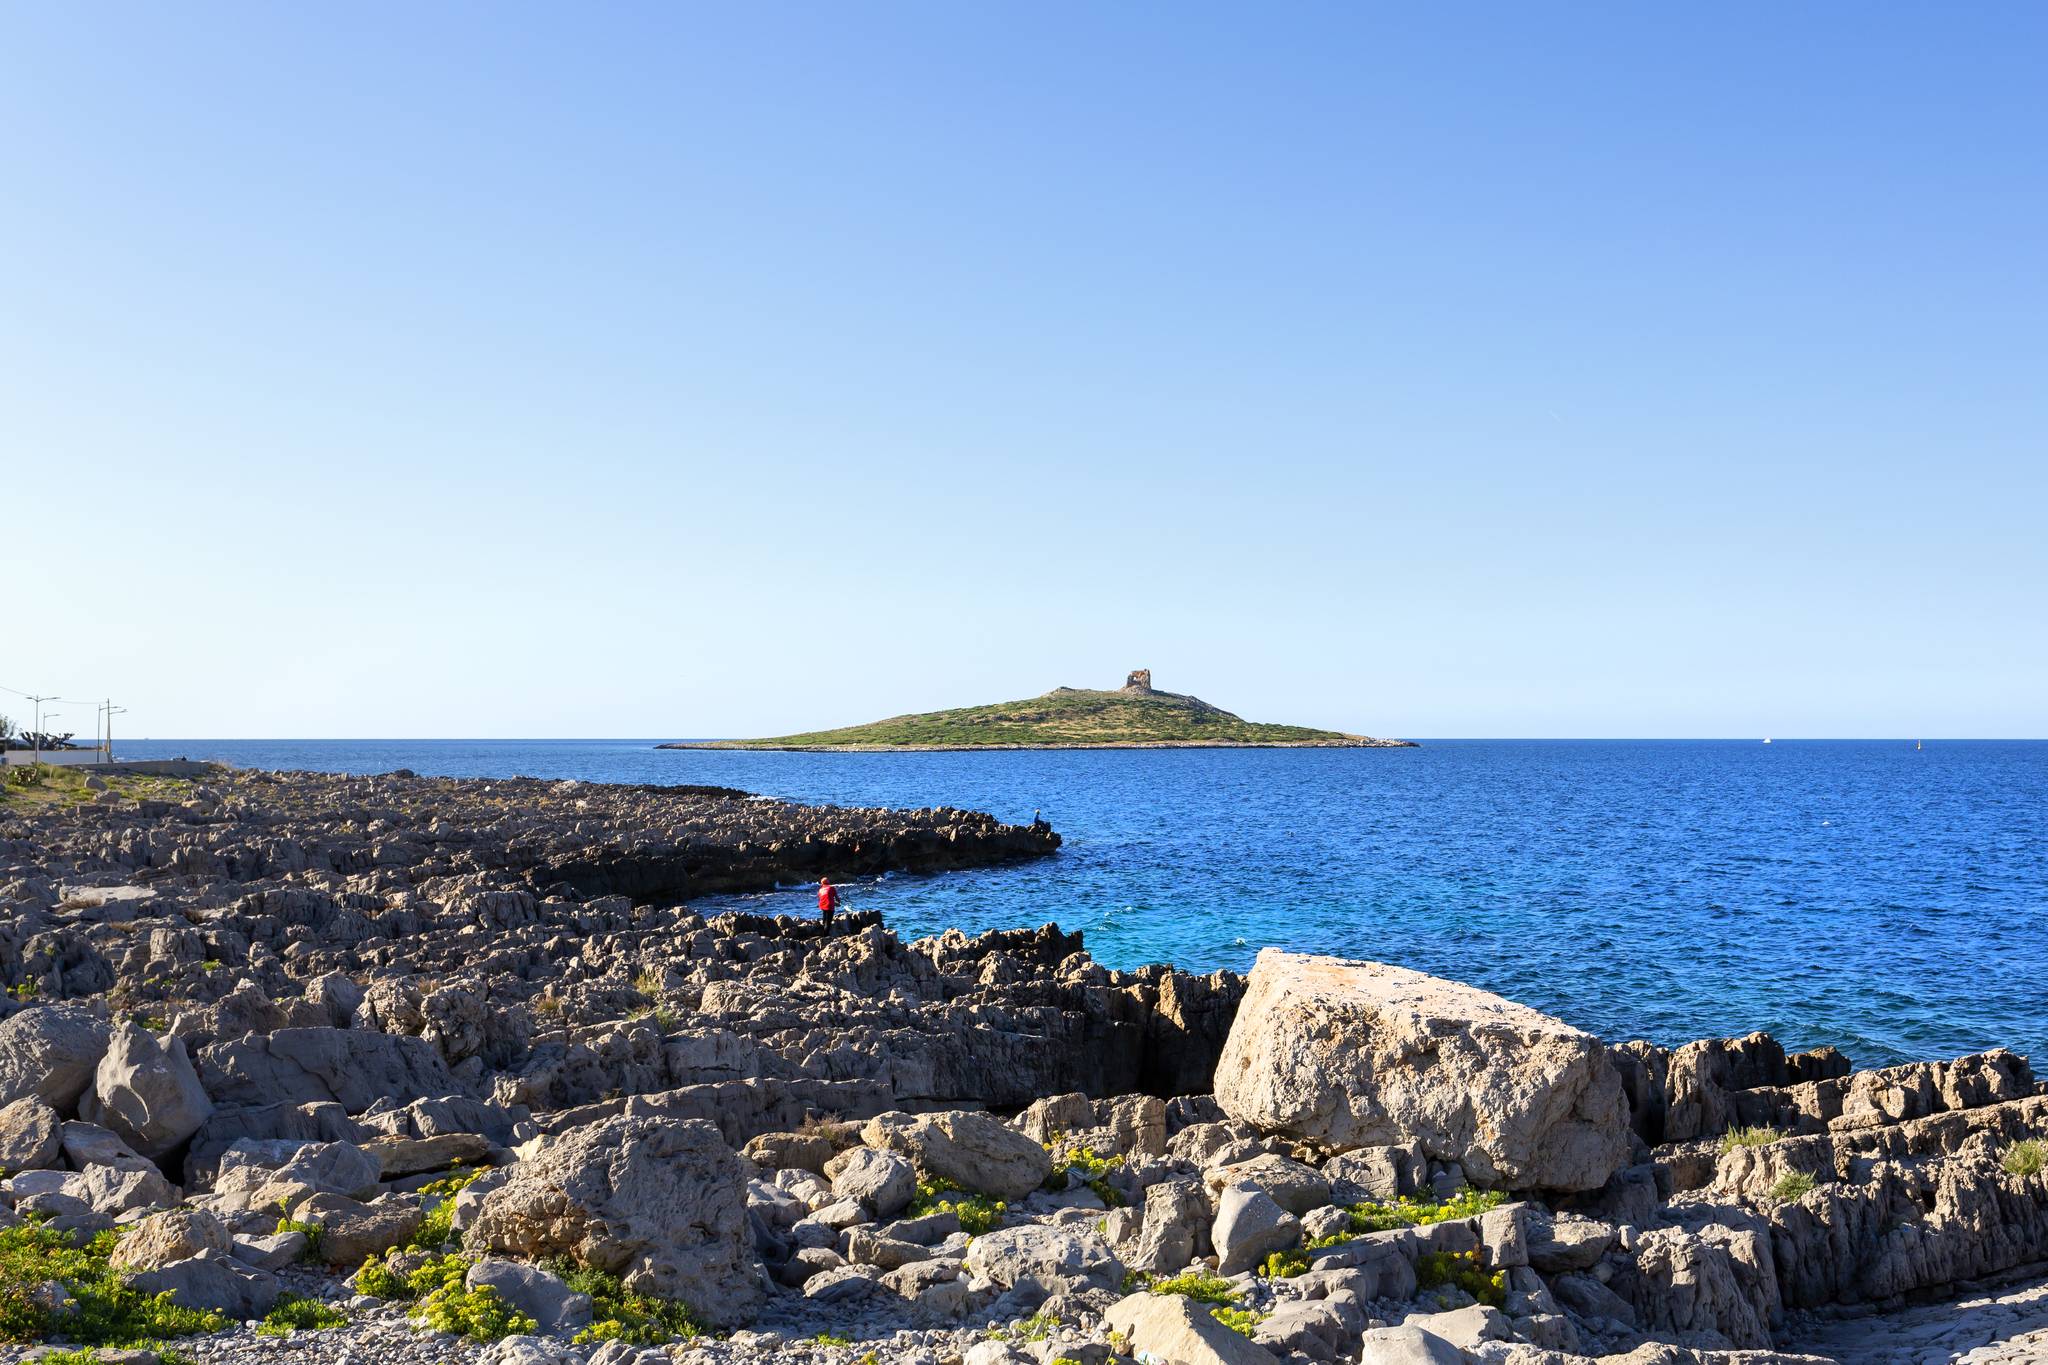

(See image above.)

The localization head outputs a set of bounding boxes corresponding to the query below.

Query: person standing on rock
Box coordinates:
[817,876,841,931]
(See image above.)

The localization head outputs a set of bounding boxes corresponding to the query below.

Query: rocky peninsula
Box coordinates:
[2,767,2044,1365]
[662,671,1414,750]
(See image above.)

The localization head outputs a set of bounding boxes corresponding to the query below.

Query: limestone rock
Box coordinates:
[466,1257,595,1335]
[127,1249,278,1319]
[0,1006,110,1113]
[1204,1152,1331,1215]
[197,1028,468,1113]
[861,1109,1051,1201]
[1126,1177,1209,1274]
[1104,1291,1282,1365]
[295,1192,424,1266]
[0,1097,62,1173]
[466,1115,762,1326]
[963,1221,1123,1292]
[110,1207,232,1270]
[79,1023,213,1161]
[1213,1183,1301,1276]
[826,1146,916,1219]
[1214,950,1629,1192]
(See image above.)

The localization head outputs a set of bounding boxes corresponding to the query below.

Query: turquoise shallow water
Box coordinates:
[112,738,2048,1067]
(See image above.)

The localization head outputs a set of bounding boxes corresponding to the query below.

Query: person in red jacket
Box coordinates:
[817,876,841,931]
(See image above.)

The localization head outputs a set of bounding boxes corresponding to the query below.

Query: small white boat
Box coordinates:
[1762,737,1772,745]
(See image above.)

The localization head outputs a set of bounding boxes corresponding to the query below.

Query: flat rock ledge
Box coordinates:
[1,770,2045,1365]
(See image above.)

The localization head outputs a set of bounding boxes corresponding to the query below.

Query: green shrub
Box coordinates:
[1210,1305,1267,1336]
[1344,1187,1505,1235]
[543,1260,703,1346]
[1718,1126,1782,1152]
[1261,1248,1310,1279]
[1146,1270,1239,1304]
[2003,1139,2046,1177]
[812,1331,853,1345]
[272,1213,324,1261]
[0,1221,229,1347]
[353,1251,469,1304]
[1769,1172,1816,1203]
[906,1177,1006,1234]
[413,1282,535,1342]
[407,1174,483,1252]
[255,1294,348,1336]
[1416,1249,1505,1307]
[1043,1142,1124,1205]
[353,1257,407,1300]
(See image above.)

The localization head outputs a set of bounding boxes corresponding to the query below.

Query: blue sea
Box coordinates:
[110,738,2047,1069]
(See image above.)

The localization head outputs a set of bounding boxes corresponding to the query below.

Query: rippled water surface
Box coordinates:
[112,738,2048,1066]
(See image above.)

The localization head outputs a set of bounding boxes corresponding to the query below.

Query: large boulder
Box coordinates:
[79,1023,213,1161]
[466,1115,762,1326]
[1213,951,1628,1192]
[0,1005,110,1112]
[860,1110,1050,1200]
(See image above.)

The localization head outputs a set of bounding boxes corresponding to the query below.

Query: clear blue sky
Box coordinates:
[4,4,2042,739]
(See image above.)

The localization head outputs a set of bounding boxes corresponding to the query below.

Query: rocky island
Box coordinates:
[1,766,2044,1365]
[661,671,1414,751]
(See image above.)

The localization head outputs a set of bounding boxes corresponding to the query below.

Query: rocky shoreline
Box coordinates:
[2,768,2044,1365]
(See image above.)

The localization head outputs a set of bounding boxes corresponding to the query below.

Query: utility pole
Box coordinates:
[26,694,56,764]
[103,702,126,763]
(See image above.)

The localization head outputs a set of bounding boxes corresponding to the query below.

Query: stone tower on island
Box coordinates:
[1123,669,1153,694]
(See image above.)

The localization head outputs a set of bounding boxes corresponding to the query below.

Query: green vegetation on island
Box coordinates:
[663,671,1413,751]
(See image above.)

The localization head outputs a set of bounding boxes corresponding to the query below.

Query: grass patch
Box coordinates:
[543,1260,704,1346]
[1343,1187,1505,1235]
[2003,1140,2046,1177]
[1719,1126,1783,1152]
[1769,1172,1817,1203]
[1417,1249,1505,1307]
[255,1294,347,1336]
[906,1177,1006,1234]
[0,1221,229,1347]
[1146,1271,1239,1304]
[0,763,196,811]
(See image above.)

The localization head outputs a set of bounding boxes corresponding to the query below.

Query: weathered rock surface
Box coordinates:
[80,1021,214,1159]
[0,1096,62,1173]
[467,1115,762,1326]
[0,1004,111,1112]
[1215,950,1631,1192]
[861,1109,1052,1200]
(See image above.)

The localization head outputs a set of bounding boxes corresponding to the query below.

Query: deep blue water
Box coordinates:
[110,738,2048,1068]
